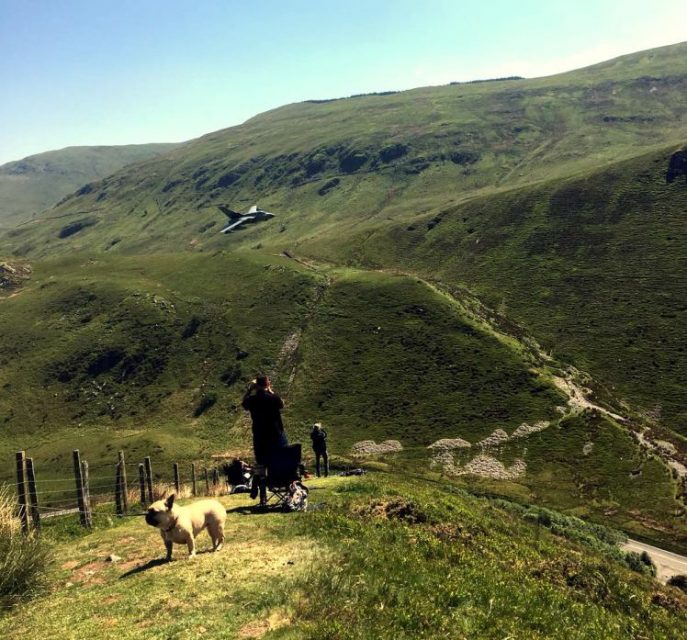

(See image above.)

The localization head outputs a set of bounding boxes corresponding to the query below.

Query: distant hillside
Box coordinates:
[0,143,180,227]
[7,42,687,256]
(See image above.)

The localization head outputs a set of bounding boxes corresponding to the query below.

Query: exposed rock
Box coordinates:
[462,455,526,480]
[449,151,480,165]
[351,439,403,456]
[339,151,368,173]
[304,153,328,176]
[477,429,510,448]
[162,179,183,193]
[58,218,97,239]
[356,499,427,524]
[511,421,550,439]
[656,440,677,456]
[105,554,121,563]
[666,149,687,184]
[583,442,594,456]
[428,438,472,451]
[403,158,430,174]
[0,261,31,291]
[317,178,340,196]
[379,143,408,163]
[76,183,95,196]
[431,451,526,480]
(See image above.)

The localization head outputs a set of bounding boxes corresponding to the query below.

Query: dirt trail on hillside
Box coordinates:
[550,375,626,422]
[276,255,686,482]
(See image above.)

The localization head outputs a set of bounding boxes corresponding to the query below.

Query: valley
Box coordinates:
[1,43,686,555]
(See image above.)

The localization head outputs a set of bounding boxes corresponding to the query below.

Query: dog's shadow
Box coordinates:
[119,548,220,579]
[119,557,169,578]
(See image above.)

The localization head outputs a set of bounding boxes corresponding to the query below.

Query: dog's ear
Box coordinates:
[165,494,175,510]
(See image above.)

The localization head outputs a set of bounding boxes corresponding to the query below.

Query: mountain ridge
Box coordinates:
[0,143,181,227]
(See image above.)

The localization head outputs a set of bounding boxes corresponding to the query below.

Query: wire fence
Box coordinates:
[4,449,233,531]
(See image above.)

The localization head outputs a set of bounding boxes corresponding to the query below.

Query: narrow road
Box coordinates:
[622,538,687,582]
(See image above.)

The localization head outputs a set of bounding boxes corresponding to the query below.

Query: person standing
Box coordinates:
[242,375,287,505]
[310,422,329,477]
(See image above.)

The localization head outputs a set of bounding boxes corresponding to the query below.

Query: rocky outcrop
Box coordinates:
[0,260,31,292]
[666,149,687,183]
[511,421,550,439]
[351,439,403,456]
[431,451,526,480]
[477,429,510,448]
[428,438,471,451]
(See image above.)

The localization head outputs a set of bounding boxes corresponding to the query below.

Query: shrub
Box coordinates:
[623,551,657,576]
[194,392,217,417]
[0,488,52,609]
[667,574,687,593]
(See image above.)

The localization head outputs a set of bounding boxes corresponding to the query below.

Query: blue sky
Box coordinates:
[1,0,685,164]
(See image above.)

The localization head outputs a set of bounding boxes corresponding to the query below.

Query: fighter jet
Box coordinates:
[216,204,275,233]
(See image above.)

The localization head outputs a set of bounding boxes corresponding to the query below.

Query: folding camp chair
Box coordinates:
[265,444,302,508]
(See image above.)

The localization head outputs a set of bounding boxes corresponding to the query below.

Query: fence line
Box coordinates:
[7,450,231,532]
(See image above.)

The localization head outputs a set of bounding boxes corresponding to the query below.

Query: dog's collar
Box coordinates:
[163,516,178,533]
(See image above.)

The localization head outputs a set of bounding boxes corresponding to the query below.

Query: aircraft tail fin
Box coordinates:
[217,205,241,219]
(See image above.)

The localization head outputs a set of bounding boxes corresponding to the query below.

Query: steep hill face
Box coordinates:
[300,143,687,437]
[5,42,687,258]
[0,143,179,227]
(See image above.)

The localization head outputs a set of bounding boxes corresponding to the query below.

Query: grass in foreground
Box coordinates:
[1,474,685,639]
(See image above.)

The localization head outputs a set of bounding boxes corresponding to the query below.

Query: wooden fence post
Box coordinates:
[173,462,180,495]
[115,462,123,517]
[118,451,129,514]
[204,468,210,495]
[212,468,219,487]
[72,450,88,527]
[138,463,146,506]
[26,457,40,532]
[191,463,197,497]
[144,456,153,503]
[81,460,93,528]
[15,451,29,534]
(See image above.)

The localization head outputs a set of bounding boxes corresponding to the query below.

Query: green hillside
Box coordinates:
[302,143,687,438]
[0,143,179,228]
[6,43,687,257]
[1,43,686,550]
[2,475,687,639]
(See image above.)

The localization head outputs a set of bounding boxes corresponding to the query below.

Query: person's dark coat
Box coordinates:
[242,389,287,464]
[310,427,328,453]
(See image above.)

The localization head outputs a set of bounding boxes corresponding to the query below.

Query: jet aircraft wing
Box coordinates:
[220,216,255,233]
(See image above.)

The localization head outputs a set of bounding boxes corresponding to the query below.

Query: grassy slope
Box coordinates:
[285,268,562,449]
[0,255,560,468]
[0,252,321,477]
[1,475,686,640]
[0,45,684,444]
[0,144,179,227]
[1,254,685,548]
[6,43,687,258]
[306,143,687,436]
[0,43,685,548]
